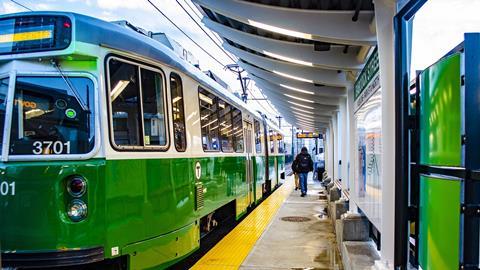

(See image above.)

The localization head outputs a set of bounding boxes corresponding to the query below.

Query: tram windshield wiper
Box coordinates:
[51,59,90,113]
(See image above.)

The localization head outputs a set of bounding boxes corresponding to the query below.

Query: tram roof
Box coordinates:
[1,11,284,132]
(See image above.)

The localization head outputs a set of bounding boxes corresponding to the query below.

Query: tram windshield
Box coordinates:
[7,76,94,156]
[0,77,8,152]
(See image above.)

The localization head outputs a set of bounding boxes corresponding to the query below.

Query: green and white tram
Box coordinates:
[0,12,285,269]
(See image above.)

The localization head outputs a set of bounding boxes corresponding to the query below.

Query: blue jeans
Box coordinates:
[299,172,308,195]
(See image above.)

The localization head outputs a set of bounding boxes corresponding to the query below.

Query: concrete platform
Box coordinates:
[240,176,343,270]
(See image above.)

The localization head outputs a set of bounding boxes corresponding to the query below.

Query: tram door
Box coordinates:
[244,121,254,206]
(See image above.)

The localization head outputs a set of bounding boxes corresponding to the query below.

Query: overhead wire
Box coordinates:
[181,0,204,20]
[146,0,231,69]
[174,0,237,63]
[146,0,279,116]
[9,0,33,11]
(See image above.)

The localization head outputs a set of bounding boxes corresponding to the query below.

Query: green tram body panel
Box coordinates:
[1,154,282,269]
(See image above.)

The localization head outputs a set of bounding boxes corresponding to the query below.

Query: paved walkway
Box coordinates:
[191,174,343,269]
[240,175,343,269]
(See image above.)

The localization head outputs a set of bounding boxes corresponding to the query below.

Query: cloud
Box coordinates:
[96,0,150,11]
[412,0,480,71]
[1,1,28,13]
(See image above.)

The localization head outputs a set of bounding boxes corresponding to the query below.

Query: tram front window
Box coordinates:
[9,76,94,155]
[0,78,8,151]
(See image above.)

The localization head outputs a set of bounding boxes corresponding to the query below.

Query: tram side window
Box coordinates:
[277,134,284,153]
[198,87,219,151]
[170,73,186,152]
[254,119,261,153]
[269,129,275,154]
[109,59,141,146]
[218,99,233,152]
[141,68,166,146]
[108,58,168,149]
[232,108,244,153]
[9,76,95,155]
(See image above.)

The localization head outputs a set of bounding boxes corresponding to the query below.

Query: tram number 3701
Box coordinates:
[33,141,71,155]
[0,181,15,196]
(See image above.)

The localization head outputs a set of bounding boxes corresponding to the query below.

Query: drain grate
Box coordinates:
[281,216,311,222]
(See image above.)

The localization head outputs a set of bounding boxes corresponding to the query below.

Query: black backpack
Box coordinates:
[297,154,311,171]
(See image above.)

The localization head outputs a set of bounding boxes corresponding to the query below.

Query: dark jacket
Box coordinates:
[293,151,313,173]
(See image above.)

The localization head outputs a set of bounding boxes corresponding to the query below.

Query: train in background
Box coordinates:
[0,12,285,269]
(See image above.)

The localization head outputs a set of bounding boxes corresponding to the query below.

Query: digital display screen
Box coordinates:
[297,132,320,139]
[0,15,72,55]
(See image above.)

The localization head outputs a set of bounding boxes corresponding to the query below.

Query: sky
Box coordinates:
[1,0,480,132]
[412,0,480,72]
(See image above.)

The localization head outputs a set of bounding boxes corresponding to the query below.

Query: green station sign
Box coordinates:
[354,46,379,101]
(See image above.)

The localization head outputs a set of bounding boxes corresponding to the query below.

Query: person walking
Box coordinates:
[294,147,313,197]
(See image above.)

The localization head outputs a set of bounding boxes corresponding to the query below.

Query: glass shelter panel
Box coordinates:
[354,88,382,230]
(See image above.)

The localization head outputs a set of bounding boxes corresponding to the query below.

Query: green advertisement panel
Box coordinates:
[419,175,461,270]
[419,53,462,167]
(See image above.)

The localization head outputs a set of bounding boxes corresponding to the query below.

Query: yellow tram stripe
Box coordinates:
[191,178,293,270]
[0,30,52,43]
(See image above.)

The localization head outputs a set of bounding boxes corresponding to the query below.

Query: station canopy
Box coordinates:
[192,0,377,132]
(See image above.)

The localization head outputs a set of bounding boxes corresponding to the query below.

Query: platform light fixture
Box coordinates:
[290,106,314,114]
[291,112,315,119]
[287,101,314,109]
[284,93,314,103]
[247,19,312,40]
[263,50,313,67]
[273,71,313,83]
[279,84,314,95]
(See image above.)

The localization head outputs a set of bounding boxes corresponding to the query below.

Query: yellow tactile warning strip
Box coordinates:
[191,178,294,270]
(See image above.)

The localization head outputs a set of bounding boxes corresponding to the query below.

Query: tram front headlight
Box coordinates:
[67,176,87,197]
[67,199,87,222]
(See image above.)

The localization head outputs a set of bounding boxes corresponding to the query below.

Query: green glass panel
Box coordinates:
[419,175,461,270]
[419,53,462,166]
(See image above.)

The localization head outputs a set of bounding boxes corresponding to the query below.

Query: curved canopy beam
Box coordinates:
[204,18,363,71]
[239,62,347,97]
[224,43,350,87]
[266,101,335,118]
[193,0,376,46]
[263,91,338,111]
[253,76,343,106]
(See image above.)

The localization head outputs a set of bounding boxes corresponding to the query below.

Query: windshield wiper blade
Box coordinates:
[51,59,90,112]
